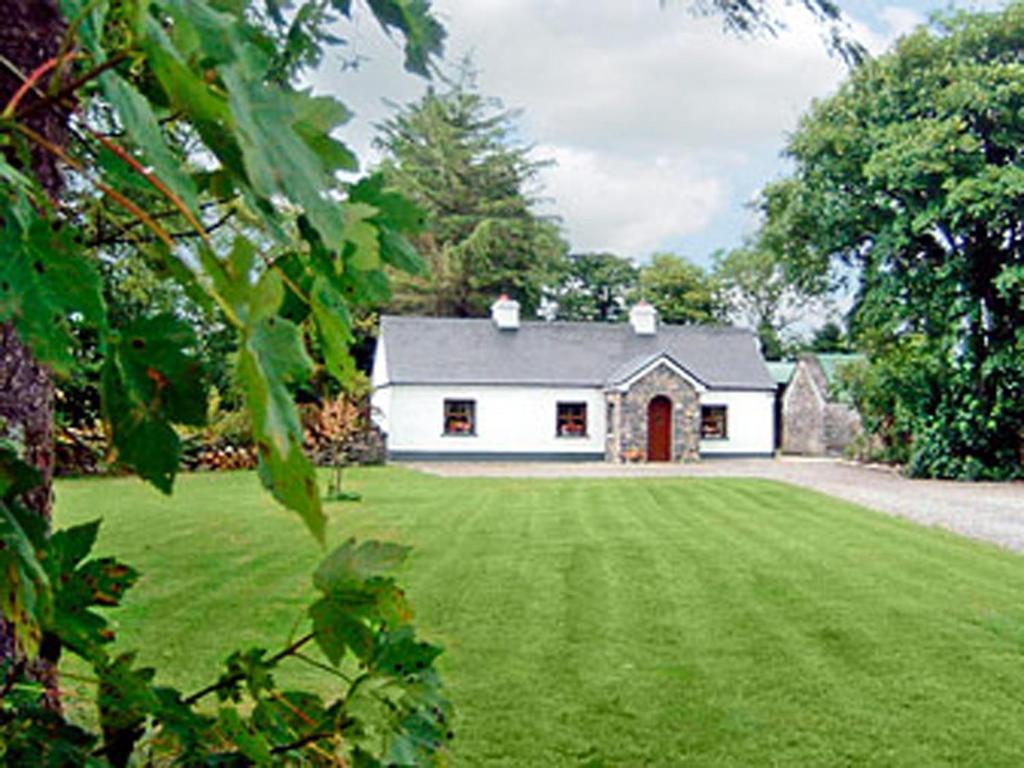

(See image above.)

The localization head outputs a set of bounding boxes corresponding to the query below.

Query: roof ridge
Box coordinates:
[380,314,755,334]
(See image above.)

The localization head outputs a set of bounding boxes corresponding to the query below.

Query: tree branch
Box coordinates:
[16,52,130,123]
[270,729,346,755]
[182,632,315,706]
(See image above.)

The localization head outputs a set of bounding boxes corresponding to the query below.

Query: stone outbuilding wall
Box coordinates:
[824,403,862,454]
[781,356,829,455]
[609,363,700,462]
[781,354,861,455]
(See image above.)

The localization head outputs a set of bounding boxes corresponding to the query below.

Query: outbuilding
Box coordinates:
[777,353,863,455]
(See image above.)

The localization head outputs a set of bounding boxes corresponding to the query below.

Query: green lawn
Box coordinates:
[56,467,1024,766]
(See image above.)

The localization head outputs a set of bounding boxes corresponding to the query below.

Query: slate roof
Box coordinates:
[378,316,776,391]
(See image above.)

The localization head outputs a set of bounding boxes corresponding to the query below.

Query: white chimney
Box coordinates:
[491,294,520,330]
[629,301,658,335]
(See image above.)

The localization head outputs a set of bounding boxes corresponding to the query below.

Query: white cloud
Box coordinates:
[311,1,941,260]
[536,144,724,257]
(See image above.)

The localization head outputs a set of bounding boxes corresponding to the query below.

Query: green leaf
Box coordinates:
[101,380,180,494]
[222,648,276,699]
[98,653,159,741]
[51,544,138,659]
[59,0,109,58]
[275,252,313,325]
[238,315,323,541]
[0,443,42,500]
[68,558,138,610]
[198,238,258,323]
[0,502,50,623]
[0,502,50,588]
[0,551,42,659]
[221,64,347,251]
[217,707,274,763]
[0,214,106,375]
[310,597,375,665]
[48,521,100,574]
[348,173,426,233]
[116,315,207,426]
[160,0,240,64]
[102,315,207,493]
[100,72,200,216]
[379,229,426,276]
[293,92,358,174]
[141,14,248,180]
[310,275,354,382]
[0,495,52,657]
[343,203,381,270]
[365,0,446,76]
[371,626,442,679]
[94,143,156,196]
[314,539,410,593]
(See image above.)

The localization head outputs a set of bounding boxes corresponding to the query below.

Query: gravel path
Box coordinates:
[407,457,1024,552]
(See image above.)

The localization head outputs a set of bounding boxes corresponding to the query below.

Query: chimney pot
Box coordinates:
[491,295,520,330]
[629,302,658,335]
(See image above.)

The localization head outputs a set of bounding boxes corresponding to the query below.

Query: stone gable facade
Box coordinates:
[781,358,827,455]
[607,363,700,462]
[781,355,861,455]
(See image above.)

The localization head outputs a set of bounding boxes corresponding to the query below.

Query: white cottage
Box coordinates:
[371,297,777,462]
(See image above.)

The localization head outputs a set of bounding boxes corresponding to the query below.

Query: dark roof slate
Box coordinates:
[378,316,775,391]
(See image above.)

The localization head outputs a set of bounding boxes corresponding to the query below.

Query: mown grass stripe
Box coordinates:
[55,468,1024,766]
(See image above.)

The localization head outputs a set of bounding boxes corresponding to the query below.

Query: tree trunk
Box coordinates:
[0,0,69,708]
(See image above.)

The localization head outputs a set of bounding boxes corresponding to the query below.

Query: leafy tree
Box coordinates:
[809,320,852,354]
[833,336,943,465]
[712,242,826,359]
[549,252,638,321]
[0,0,455,763]
[635,253,723,325]
[767,3,1024,478]
[375,67,567,318]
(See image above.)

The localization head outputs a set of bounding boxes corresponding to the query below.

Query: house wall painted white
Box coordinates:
[372,381,775,458]
[370,337,391,435]
[698,390,776,456]
[378,384,607,458]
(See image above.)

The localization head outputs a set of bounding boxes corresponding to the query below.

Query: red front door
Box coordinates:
[647,396,672,462]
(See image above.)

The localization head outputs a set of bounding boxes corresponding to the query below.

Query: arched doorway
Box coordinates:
[647,395,672,461]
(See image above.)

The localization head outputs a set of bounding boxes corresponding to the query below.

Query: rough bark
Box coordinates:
[0,0,68,708]
[0,0,69,194]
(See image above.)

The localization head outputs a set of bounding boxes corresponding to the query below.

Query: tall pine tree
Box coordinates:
[375,69,566,318]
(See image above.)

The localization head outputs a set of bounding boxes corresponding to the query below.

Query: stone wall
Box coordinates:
[781,357,827,455]
[615,363,700,462]
[605,391,623,462]
[824,403,861,454]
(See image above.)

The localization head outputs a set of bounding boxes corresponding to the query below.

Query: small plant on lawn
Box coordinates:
[0,0,451,764]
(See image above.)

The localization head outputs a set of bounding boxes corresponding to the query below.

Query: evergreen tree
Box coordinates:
[375,69,567,318]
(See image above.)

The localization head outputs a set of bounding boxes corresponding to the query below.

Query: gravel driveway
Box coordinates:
[408,457,1024,552]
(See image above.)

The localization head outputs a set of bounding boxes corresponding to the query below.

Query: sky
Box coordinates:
[310,0,1006,268]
